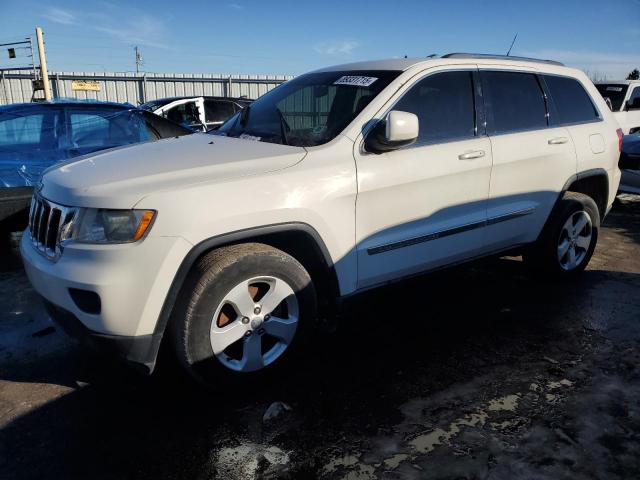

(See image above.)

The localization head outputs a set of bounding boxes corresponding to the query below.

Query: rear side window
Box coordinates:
[481,71,547,134]
[393,71,476,144]
[544,75,599,125]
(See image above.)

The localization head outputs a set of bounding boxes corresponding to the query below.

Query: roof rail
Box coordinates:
[441,53,564,67]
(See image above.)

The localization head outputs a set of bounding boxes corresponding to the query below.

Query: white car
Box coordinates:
[21,54,622,385]
[140,96,251,132]
[596,80,640,134]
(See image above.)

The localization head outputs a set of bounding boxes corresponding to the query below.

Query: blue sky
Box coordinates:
[0,0,638,79]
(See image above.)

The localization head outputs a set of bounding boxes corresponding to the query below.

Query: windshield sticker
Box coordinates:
[334,76,378,87]
[606,86,623,92]
[239,133,262,141]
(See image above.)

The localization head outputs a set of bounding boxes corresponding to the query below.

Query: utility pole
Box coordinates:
[35,26,52,101]
[134,46,143,73]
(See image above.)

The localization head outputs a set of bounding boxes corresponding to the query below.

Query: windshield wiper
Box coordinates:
[275,107,290,146]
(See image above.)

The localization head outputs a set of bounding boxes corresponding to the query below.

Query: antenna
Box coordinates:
[506,33,518,56]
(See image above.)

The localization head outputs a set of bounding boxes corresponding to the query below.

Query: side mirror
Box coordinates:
[364,110,419,153]
[626,97,640,111]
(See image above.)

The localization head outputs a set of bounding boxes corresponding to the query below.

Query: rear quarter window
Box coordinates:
[544,75,600,125]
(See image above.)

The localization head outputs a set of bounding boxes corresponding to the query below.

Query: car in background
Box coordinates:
[596,80,640,134]
[140,96,251,132]
[619,133,640,194]
[0,100,191,229]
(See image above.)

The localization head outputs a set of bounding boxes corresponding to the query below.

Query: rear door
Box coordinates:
[479,68,577,250]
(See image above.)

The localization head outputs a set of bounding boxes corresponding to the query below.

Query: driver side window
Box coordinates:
[165,102,201,128]
[394,71,477,146]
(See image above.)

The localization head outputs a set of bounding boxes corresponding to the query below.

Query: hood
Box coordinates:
[0,161,49,188]
[41,134,307,208]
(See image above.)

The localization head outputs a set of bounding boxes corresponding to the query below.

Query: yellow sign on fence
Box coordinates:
[71,80,100,91]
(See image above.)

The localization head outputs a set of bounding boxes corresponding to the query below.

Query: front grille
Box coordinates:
[28,194,76,261]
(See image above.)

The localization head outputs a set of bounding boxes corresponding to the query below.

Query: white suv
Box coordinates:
[21,54,622,385]
[596,80,640,134]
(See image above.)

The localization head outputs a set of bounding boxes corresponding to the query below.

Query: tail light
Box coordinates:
[617,128,624,153]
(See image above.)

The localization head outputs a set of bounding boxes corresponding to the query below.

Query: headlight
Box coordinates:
[64,209,156,244]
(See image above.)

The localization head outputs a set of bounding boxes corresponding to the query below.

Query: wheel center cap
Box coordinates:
[250,317,263,329]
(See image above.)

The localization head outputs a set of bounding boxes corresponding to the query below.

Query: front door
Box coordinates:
[354,68,492,289]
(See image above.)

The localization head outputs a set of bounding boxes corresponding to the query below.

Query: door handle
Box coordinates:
[458,150,485,160]
[548,137,569,145]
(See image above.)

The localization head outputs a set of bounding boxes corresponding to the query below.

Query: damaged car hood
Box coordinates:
[0,153,65,188]
[41,133,307,208]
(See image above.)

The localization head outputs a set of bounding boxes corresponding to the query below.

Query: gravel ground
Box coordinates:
[1,195,639,480]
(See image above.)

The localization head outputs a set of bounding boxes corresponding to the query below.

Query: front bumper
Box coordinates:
[21,231,193,368]
[43,299,162,374]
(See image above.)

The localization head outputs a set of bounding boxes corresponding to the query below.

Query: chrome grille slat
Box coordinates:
[28,194,75,262]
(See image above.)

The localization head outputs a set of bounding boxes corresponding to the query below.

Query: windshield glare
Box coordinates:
[596,84,629,111]
[215,70,401,147]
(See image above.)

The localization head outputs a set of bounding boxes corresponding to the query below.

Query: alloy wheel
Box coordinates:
[209,276,299,372]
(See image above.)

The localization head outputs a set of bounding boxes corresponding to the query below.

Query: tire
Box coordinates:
[169,243,317,388]
[523,192,600,277]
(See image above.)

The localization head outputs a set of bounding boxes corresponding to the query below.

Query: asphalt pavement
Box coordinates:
[1,195,639,480]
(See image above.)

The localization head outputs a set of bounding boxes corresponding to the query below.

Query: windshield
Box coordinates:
[215,70,401,147]
[596,84,629,111]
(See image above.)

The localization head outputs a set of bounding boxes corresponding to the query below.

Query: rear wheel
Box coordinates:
[169,243,317,388]
[524,192,600,277]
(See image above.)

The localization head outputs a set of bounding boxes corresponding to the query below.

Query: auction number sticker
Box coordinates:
[334,76,378,87]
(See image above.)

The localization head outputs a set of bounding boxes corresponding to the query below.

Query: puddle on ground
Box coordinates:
[321,375,578,477]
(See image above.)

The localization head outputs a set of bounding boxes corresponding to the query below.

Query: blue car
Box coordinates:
[0,100,191,228]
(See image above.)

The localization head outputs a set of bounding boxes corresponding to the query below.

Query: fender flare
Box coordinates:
[153,222,337,338]
[558,168,609,213]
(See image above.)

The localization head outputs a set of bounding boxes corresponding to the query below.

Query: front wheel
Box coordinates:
[523,192,600,277]
[169,243,317,388]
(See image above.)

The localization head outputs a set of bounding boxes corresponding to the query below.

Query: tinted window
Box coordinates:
[544,75,599,125]
[394,71,476,144]
[482,71,547,134]
[630,87,640,105]
[204,100,236,125]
